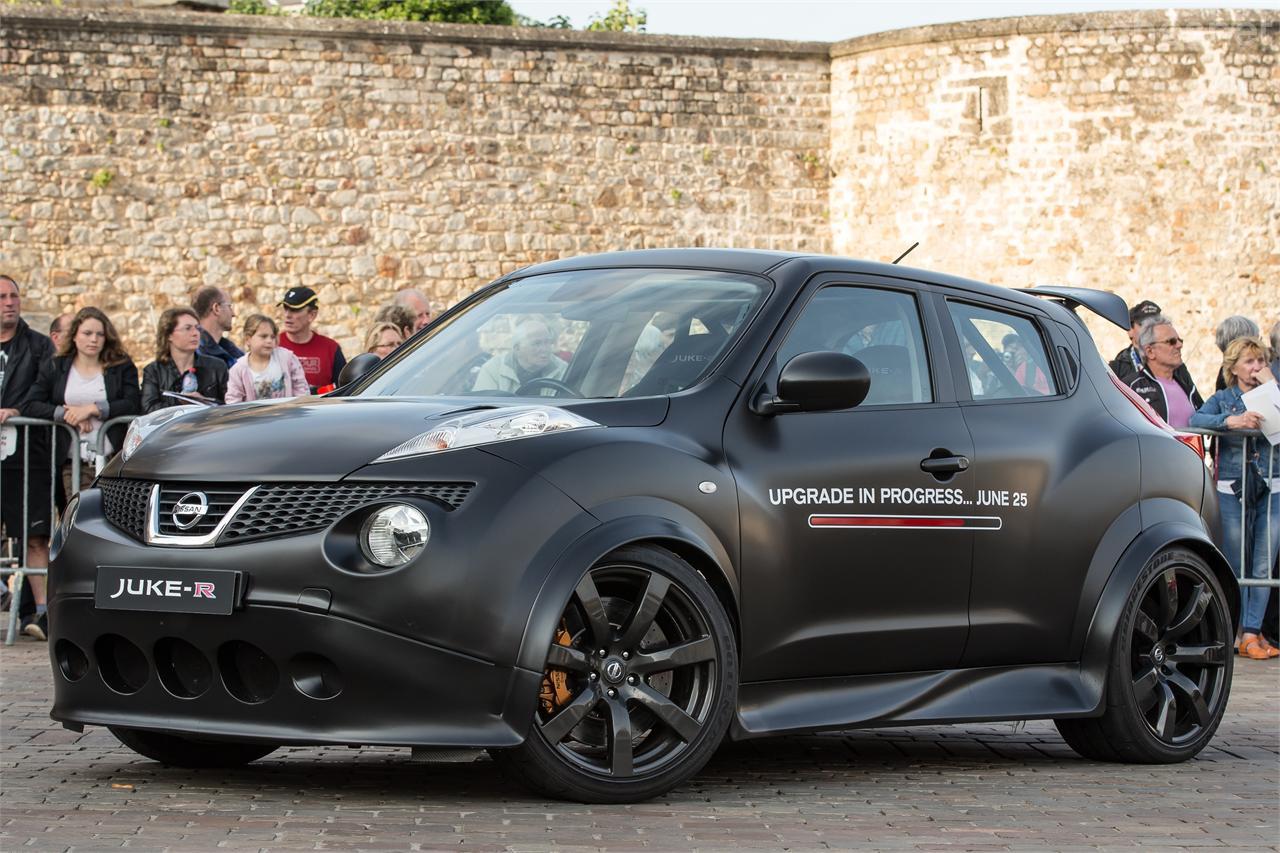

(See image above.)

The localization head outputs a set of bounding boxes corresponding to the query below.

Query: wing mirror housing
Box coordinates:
[752,351,871,416]
[335,352,382,390]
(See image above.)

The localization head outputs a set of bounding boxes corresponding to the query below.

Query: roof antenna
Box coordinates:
[891,242,919,265]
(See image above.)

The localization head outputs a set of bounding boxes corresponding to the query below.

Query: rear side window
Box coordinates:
[777,287,932,405]
[948,302,1059,400]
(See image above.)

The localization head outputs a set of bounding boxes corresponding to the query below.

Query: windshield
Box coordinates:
[357,268,769,400]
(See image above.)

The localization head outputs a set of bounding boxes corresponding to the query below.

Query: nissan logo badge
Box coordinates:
[172,492,210,530]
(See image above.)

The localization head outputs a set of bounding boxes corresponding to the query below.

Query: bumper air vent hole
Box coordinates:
[155,638,213,699]
[218,640,278,704]
[289,653,343,700]
[55,640,90,682]
[95,634,149,695]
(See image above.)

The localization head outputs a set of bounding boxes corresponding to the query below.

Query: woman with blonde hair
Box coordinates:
[1190,336,1280,660]
[141,307,228,413]
[226,314,308,403]
[365,321,404,359]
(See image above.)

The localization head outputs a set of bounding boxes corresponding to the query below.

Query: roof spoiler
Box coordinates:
[1017,286,1130,331]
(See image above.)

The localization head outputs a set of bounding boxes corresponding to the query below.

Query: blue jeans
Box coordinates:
[1220,486,1280,634]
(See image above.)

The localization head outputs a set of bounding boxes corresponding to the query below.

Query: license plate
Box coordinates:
[95,566,240,615]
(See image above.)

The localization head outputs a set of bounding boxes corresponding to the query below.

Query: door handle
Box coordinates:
[920,455,970,474]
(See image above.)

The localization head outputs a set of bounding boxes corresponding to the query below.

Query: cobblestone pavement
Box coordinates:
[2,638,1276,852]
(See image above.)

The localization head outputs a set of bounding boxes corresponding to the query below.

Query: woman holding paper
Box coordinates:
[1190,336,1279,660]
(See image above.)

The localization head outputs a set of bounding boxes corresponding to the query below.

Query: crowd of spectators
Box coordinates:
[0,275,433,639]
[1115,300,1280,660]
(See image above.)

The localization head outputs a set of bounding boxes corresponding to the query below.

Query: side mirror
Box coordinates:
[752,351,870,416]
[336,352,382,389]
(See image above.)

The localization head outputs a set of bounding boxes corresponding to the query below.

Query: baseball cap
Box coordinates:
[279,286,319,310]
[1129,300,1160,326]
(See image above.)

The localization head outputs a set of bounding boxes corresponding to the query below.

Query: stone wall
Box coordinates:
[830,9,1279,388]
[1,6,1276,389]
[0,7,830,358]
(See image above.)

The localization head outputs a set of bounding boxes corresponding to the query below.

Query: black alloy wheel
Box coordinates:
[1128,563,1231,745]
[493,545,736,802]
[1056,548,1233,762]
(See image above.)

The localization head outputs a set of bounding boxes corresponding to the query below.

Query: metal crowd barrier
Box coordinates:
[1,415,139,644]
[1182,425,1279,589]
[1,417,79,645]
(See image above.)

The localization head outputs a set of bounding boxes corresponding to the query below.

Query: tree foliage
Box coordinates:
[229,0,284,14]
[586,0,646,32]
[300,0,516,25]
[228,0,646,32]
[515,12,572,29]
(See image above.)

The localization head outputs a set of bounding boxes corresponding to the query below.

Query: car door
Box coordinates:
[938,295,1140,667]
[724,277,976,683]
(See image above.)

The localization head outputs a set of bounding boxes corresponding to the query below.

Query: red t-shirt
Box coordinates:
[278,332,344,391]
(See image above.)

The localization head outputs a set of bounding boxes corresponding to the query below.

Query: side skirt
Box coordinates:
[732,663,1100,739]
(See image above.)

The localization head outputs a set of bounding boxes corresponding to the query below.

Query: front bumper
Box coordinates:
[47,455,595,747]
[50,595,541,747]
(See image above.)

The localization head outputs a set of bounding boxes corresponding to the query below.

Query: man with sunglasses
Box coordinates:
[1128,314,1203,427]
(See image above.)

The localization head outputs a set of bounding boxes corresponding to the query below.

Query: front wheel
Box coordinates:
[110,727,278,768]
[492,545,737,802]
[1055,547,1233,762]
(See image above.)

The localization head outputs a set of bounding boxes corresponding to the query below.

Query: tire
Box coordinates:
[492,545,737,803]
[1055,547,1233,763]
[110,727,278,768]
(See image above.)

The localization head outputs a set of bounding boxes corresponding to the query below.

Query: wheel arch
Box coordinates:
[513,516,740,676]
[1078,514,1237,712]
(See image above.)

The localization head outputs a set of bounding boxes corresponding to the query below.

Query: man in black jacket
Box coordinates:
[1127,314,1203,427]
[0,275,56,639]
[1109,299,1162,383]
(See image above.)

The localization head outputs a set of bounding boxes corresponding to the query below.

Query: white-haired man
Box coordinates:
[471,319,567,394]
[1128,315,1203,428]
[394,288,433,333]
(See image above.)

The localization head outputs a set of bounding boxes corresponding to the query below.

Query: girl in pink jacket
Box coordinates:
[226,314,309,403]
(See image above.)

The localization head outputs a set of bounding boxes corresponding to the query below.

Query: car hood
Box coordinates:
[113,395,668,482]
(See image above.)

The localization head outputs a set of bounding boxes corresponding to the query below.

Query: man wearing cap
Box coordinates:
[1109,299,1161,383]
[277,287,346,393]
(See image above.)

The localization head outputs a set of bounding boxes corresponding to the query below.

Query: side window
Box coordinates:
[947,302,1059,400]
[777,287,932,405]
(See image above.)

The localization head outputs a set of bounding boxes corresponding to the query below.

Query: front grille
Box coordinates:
[219,482,474,544]
[97,480,474,545]
[100,479,152,542]
[155,485,249,538]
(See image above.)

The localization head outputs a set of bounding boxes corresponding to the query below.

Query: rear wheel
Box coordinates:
[1056,548,1232,762]
[110,727,278,768]
[492,545,737,802]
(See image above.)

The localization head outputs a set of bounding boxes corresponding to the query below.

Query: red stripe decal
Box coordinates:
[808,514,1002,530]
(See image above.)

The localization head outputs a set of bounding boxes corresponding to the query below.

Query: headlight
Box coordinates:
[49,493,80,562]
[121,405,200,462]
[360,504,430,568]
[372,405,599,464]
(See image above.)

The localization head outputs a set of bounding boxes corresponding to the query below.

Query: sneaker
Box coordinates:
[21,613,47,642]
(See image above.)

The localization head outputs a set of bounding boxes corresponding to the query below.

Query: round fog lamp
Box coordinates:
[360,504,430,568]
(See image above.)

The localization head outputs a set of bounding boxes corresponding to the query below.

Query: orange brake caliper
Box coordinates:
[538,623,576,715]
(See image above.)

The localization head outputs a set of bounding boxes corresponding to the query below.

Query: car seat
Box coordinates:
[853,344,914,405]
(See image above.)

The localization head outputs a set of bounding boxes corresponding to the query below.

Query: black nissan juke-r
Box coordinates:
[47,250,1235,802]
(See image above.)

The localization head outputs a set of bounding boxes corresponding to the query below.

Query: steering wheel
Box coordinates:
[515,377,583,398]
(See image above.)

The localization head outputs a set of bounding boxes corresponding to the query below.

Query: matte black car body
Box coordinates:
[47,249,1237,801]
